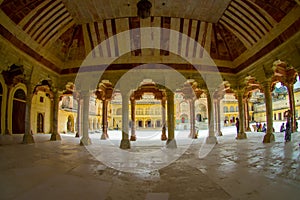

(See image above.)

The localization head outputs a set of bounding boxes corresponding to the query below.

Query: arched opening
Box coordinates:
[196,113,202,122]
[12,89,26,134]
[146,119,152,128]
[67,115,74,132]
[37,113,44,133]
[180,114,188,123]
[156,120,161,127]
[138,120,143,128]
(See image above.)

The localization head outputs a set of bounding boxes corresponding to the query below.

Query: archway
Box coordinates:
[67,115,74,132]
[180,114,188,123]
[146,119,152,128]
[12,89,26,134]
[156,120,161,127]
[37,113,44,133]
[196,113,202,122]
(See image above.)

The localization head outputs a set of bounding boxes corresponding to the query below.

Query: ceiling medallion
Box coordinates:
[137,0,152,19]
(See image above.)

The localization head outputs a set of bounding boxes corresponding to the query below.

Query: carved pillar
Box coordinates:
[262,81,275,143]
[80,90,91,145]
[101,99,109,139]
[50,91,62,141]
[22,83,35,144]
[120,92,130,149]
[166,90,177,148]
[75,97,81,137]
[244,98,251,132]
[214,97,223,136]
[4,86,12,135]
[286,83,296,132]
[236,91,247,139]
[189,98,197,138]
[130,98,136,141]
[161,97,167,140]
[205,91,217,144]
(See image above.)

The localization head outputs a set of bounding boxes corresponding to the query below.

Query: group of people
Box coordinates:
[254,122,267,132]
[238,110,297,143]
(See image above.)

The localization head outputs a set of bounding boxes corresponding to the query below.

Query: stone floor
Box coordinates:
[0,128,299,200]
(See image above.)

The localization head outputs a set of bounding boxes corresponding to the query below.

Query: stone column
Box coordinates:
[166,90,177,148]
[130,98,136,141]
[161,98,167,140]
[262,81,275,143]
[205,91,217,144]
[50,91,62,141]
[101,99,109,139]
[22,83,35,144]
[215,98,223,136]
[120,92,130,149]
[4,86,12,135]
[244,98,251,132]
[189,98,197,138]
[75,97,81,137]
[80,90,91,145]
[236,91,247,139]
[286,83,296,132]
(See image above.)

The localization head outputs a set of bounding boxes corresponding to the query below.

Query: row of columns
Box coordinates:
[22,78,298,146]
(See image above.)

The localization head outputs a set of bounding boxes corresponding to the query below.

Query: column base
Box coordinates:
[216,131,223,136]
[189,130,198,139]
[166,139,177,148]
[263,133,275,143]
[236,132,247,139]
[50,133,61,141]
[130,135,136,141]
[22,134,35,144]
[80,137,91,145]
[161,133,168,141]
[205,136,218,144]
[120,139,130,149]
[246,127,251,132]
[100,133,109,140]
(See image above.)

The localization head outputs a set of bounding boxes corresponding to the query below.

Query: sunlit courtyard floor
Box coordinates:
[0,122,299,200]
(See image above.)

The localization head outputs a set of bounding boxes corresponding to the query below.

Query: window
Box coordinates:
[136,108,143,115]
[223,106,228,113]
[40,96,44,103]
[230,106,234,112]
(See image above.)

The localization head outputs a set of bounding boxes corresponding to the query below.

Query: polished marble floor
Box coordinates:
[0,126,299,200]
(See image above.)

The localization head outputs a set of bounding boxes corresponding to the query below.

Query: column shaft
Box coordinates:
[75,97,81,137]
[206,92,217,144]
[101,99,109,139]
[80,91,91,145]
[130,99,136,141]
[166,91,176,148]
[50,92,61,141]
[287,84,296,132]
[161,98,167,140]
[216,98,222,136]
[189,99,196,138]
[263,82,275,143]
[120,92,130,149]
[236,92,247,139]
[22,84,34,143]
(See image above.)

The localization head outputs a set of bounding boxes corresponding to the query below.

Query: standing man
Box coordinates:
[235,117,239,134]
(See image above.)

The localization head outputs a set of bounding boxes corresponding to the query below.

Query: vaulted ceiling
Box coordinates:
[0,0,299,75]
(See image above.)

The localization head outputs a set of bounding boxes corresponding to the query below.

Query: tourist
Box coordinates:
[235,117,239,134]
[262,123,266,132]
[284,110,292,142]
[280,123,285,132]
